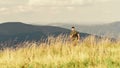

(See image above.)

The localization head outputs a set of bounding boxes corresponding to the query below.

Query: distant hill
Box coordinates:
[0,22,91,43]
[50,22,120,38]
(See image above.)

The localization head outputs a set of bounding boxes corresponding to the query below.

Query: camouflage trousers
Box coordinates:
[70,38,79,46]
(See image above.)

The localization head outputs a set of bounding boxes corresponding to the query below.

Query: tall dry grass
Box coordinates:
[0,35,120,68]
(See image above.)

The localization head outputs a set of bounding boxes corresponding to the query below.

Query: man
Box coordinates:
[70,27,80,46]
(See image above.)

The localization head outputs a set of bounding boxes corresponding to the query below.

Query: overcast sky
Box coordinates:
[0,0,120,25]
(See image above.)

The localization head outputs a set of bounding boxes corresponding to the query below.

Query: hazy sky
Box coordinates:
[0,0,120,25]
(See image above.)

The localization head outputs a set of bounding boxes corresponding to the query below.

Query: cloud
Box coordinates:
[0,8,7,11]
[0,5,33,16]
[0,0,28,8]
[0,0,112,15]
[28,0,112,6]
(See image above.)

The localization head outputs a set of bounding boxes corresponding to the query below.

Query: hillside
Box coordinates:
[0,22,91,43]
[0,35,120,68]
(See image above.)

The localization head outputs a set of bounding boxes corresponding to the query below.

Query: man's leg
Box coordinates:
[73,39,78,46]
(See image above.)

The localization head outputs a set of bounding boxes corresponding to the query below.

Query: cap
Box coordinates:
[72,26,75,28]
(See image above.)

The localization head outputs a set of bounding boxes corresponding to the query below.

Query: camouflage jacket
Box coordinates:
[70,30,79,40]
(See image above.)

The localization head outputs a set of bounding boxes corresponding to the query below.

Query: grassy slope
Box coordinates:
[0,36,120,68]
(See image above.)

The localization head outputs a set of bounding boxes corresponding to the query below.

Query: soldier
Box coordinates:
[70,26,80,46]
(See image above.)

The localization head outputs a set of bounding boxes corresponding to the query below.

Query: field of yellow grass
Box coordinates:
[0,36,120,68]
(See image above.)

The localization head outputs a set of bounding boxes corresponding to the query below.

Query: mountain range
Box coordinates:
[0,22,91,43]
[50,22,120,38]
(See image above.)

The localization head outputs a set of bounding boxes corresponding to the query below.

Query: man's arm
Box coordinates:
[70,34,73,39]
[77,33,80,41]
[69,32,73,38]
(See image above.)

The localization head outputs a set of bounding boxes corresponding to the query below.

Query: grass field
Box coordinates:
[0,36,120,68]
